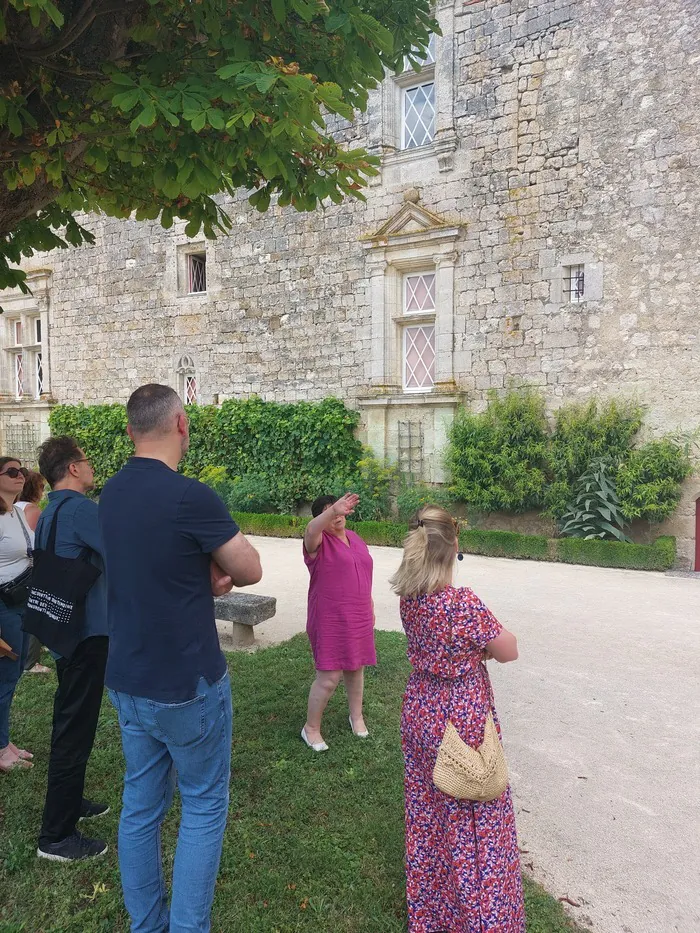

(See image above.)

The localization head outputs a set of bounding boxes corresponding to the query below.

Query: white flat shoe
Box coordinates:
[301,727,328,752]
[349,715,369,739]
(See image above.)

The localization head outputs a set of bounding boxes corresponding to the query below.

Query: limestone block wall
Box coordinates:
[6,0,699,565]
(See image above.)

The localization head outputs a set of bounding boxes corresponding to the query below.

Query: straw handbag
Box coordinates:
[432,613,509,802]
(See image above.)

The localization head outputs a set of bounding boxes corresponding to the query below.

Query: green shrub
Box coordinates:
[198,465,230,497]
[48,403,133,490]
[329,452,397,522]
[617,440,693,522]
[395,481,454,521]
[553,535,675,571]
[447,390,549,512]
[225,474,275,514]
[459,529,550,561]
[544,399,643,516]
[558,460,631,542]
[347,520,408,547]
[232,512,310,538]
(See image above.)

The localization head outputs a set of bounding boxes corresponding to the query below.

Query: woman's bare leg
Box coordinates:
[305,670,343,744]
[343,668,366,734]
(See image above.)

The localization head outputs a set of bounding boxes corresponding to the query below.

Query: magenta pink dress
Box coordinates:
[303,529,376,671]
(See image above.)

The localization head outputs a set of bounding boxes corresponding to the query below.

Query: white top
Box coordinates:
[0,508,34,585]
[14,501,28,511]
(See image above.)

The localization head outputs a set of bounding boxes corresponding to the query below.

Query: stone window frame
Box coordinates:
[1,274,50,401]
[176,242,209,298]
[549,252,604,305]
[176,354,198,405]
[371,1,458,174]
[364,225,461,395]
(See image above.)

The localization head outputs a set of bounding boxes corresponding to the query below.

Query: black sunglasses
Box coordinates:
[0,467,27,479]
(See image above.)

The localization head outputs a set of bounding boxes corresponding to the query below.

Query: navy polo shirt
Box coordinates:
[98,457,239,702]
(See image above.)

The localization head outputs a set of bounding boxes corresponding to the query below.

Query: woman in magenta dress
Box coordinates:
[390,505,524,933]
[301,493,376,752]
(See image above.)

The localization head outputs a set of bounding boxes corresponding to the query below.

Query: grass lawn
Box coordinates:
[1,632,581,933]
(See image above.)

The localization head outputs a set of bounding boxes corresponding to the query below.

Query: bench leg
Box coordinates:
[229,622,255,648]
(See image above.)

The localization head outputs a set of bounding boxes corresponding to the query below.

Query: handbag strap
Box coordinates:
[15,506,33,557]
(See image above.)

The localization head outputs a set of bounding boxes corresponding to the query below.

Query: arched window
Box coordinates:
[177,354,197,405]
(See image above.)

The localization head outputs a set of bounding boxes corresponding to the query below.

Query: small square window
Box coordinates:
[187,253,207,294]
[403,82,435,150]
[35,318,42,344]
[404,273,436,313]
[404,324,436,392]
[564,264,585,303]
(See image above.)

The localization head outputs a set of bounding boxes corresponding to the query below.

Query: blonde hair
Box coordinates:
[390,505,458,599]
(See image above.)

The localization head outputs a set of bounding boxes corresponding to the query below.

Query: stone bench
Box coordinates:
[215,593,277,649]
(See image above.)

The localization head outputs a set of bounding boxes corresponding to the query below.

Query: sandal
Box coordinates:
[0,748,33,773]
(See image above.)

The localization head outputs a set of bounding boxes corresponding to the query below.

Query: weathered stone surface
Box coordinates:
[215,593,277,650]
[3,0,699,566]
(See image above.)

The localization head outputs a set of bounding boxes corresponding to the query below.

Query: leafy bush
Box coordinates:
[544,399,643,517]
[49,403,133,490]
[395,481,454,521]
[225,475,275,514]
[617,440,693,522]
[459,529,550,561]
[447,390,548,512]
[553,535,675,571]
[329,452,397,522]
[558,461,631,542]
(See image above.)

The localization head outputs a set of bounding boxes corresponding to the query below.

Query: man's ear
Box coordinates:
[126,424,135,443]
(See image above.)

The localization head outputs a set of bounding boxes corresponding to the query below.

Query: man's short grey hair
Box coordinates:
[127,384,183,435]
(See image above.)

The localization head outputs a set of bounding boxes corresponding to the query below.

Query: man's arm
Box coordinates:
[212,533,262,588]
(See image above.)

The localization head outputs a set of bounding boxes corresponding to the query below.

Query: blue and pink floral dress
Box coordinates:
[400,585,525,932]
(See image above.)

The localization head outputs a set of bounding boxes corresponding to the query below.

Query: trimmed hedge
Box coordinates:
[552,535,676,571]
[459,529,550,561]
[230,512,677,572]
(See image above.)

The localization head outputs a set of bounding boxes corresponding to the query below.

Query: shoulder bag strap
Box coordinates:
[15,506,34,557]
[44,497,73,555]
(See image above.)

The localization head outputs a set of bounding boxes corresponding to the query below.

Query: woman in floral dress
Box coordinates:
[390,505,524,933]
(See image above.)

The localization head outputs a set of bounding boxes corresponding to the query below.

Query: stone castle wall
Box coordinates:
[8,0,700,565]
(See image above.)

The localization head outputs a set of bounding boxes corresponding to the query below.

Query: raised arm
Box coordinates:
[303,493,359,559]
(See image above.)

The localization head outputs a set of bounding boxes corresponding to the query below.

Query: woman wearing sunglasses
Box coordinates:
[0,457,35,773]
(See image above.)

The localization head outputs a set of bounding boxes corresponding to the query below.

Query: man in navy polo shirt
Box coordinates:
[99,384,262,933]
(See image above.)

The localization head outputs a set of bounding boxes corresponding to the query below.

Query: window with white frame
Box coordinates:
[13,352,24,399]
[402,271,436,392]
[11,319,22,346]
[403,82,436,150]
[35,353,44,399]
[563,264,585,302]
[187,252,207,294]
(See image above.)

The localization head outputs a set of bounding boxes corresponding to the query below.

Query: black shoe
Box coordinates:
[79,799,110,821]
[37,831,108,863]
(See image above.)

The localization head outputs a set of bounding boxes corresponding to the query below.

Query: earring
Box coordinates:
[457,553,464,561]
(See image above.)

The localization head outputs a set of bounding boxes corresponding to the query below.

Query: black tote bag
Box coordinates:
[23,498,102,659]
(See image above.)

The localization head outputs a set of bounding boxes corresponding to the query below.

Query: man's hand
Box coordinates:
[211,559,233,597]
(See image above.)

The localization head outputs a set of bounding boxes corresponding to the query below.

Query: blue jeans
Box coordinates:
[0,600,28,750]
[109,671,232,933]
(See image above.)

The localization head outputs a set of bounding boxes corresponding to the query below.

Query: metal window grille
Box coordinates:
[14,353,23,398]
[563,264,585,302]
[35,353,44,398]
[13,320,22,346]
[403,82,435,149]
[185,375,198,405]
[4,423,41,468]
[35,318,42,344]
[398,420,424,483]
[404,325,436,391]
[188,253,207,293]
[404,273,436,313]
